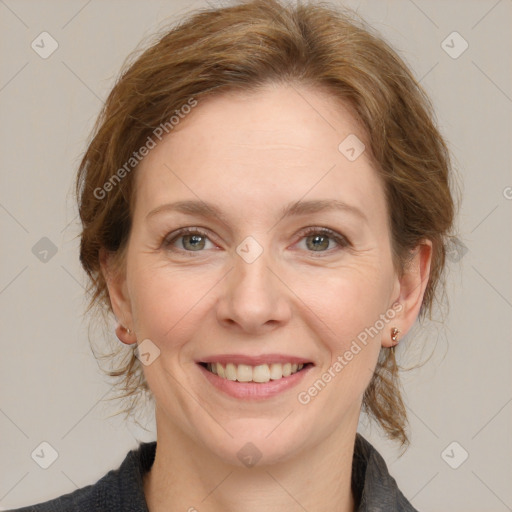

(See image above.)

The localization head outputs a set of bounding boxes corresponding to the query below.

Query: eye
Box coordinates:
[162,227,216,253]
[296,227,350,255]
[162,226,350,256]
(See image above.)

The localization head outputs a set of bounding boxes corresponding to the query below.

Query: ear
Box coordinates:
[99,247,137,345]
[382,239,433,348]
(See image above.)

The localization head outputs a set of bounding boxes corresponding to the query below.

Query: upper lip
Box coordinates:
[197,354,313,366]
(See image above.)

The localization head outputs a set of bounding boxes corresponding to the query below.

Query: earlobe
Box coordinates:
[115,323,137,346]
[382,324,401,349]
[382,240,433,348]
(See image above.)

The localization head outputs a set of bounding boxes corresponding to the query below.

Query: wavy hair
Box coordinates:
[76,0,459,447]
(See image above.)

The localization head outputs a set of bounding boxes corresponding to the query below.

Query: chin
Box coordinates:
[194,416,314,468]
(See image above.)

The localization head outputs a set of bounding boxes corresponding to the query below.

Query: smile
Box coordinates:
[201,362,308,383]
[196,353,314,399]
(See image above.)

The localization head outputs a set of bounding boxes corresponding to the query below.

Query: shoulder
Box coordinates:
[352,433,419,512]
[6,441,156,512]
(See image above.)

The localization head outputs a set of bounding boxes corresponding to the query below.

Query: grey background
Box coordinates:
[1,0,511,510]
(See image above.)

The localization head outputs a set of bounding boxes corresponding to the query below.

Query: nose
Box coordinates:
[216,241,291,334]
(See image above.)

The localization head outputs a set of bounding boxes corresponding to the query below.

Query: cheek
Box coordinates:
[128,258,218,348]
[292,265,390,387]
[295,260,391,339]
[294,276,388,414]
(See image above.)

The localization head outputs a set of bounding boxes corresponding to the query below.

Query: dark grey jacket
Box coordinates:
[8,434,418,511]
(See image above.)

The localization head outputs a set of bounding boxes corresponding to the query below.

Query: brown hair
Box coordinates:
[76,0,459,446]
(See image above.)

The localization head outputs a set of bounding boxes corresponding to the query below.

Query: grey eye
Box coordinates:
[181,234,207,251]
[305,233,331,251]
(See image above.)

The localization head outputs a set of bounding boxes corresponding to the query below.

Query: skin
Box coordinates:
[101,83,432,512]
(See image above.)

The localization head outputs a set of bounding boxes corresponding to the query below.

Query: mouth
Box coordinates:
[195,354,315,399]
[198,361,313,383]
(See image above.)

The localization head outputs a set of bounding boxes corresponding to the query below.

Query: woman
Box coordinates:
[10,0,456,510]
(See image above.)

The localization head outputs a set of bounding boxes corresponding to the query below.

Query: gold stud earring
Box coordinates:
[390,327,400,345]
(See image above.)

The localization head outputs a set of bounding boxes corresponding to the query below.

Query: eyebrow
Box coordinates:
[146,198,367,224]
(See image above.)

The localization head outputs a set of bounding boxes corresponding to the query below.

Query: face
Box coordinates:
[104,83,429,466]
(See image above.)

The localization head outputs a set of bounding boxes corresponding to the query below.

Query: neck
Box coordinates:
[143,414,358,512]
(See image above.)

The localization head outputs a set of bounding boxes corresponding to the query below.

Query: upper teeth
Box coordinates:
[206,362,305,383]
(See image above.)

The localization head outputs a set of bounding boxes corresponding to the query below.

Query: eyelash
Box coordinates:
[162,226,350,257]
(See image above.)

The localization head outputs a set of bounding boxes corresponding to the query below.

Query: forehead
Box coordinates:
[133,84,387,227]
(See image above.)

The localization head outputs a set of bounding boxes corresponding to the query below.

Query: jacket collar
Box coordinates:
[352,434,418,511]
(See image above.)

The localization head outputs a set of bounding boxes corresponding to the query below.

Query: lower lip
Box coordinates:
[197,363,313,400]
